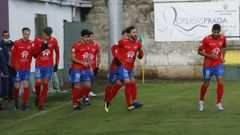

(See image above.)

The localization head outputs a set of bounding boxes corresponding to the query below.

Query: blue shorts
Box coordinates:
[108,69,119,84]
[203,64,224,80]
[15,70,30,82]
[118,66,134,81]
[70,69,92,84]
[35,66,53,79]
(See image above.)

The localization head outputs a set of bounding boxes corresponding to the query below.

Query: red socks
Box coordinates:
[108,83,122,103]
[200,84,207,101]
[131,83,137,102]
[39,83,48,106]
[72,87,79,106]
[104,84,112,102]
[23,88,29,105]
[35,82,41,100]
[200,83,224,104]
[14,87,20,103]
[217,84,224,103]
[125,83,132,106]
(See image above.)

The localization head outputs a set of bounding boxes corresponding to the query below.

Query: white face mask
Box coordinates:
[3,39,9,42]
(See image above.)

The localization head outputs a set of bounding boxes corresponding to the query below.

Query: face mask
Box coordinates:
[3,39,9,42]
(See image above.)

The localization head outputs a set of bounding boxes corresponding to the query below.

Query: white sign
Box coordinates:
[154,2,239,41]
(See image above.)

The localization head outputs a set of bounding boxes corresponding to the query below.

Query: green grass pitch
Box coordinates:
[0,81,240,135]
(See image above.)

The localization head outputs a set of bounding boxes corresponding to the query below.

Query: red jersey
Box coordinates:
[71,41,90,70]
[33,37,59,67]
[88,42,100,69]
[117,38,143,70]
[110,44,119,70]
[11,39,33,70]
[198,34,226,67]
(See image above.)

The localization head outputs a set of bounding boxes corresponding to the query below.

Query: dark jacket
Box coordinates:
[0,46,9,76]
[0,40,14,65]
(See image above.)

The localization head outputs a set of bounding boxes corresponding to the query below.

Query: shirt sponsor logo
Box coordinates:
[21,51,29,58]
[127,51,135,58]
[42,49,51,56]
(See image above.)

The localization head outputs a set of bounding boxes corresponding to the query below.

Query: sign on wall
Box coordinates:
[154,2,239,41]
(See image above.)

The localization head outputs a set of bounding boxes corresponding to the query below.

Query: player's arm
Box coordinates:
[96,45,101,68]
[137,42,144,59]
[222,37,227,62]
[111,43,122,67]
[71,47,89,67]
[71,55,89,67]
[10,42,17,68]
[32,38,42,57]
[10,43,17,77]
[198,39,215,59]
[53,40,60,72]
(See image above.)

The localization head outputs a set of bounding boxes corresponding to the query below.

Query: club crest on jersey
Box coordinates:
[21,51,29,58]
[127,51,135,58]
[219,42,223,46]
[42,49,51,56]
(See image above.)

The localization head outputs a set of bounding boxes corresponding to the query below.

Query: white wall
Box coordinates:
[8,0,73,70]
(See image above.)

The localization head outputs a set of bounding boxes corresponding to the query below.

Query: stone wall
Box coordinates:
[83,0,234,79]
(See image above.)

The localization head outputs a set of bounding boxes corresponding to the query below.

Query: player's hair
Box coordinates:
[212,24,221,31]
[125,26,136,34]
[81,29,90,37]
[44,27,53,36]
[89,31,94,35]
[2,30,9,36]
[121,29,126,35]
[22,27,31,33]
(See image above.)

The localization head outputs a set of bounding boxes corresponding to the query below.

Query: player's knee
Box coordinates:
[116,80,123,86]
[74,84,80,88]
[124,79,131,84]
[203,81,210,87]
[36,79,41,83]
[43,79,49,84]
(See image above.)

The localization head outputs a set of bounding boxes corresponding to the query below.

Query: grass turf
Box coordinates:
[0,80,240,135]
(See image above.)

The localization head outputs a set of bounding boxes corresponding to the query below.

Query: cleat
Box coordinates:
[89,91,97,97]
[35,98,40,107]
[73,105,82,110]
[132,102,143,108]
[216,103,224,111]
[104,101,110,112]
[0,105,3,110]
[83,98,91,106]
[38,105,45,111]
[198,101,204,111]
[15,101,19,110]
[22,104,28,111]
[127,105,135,111]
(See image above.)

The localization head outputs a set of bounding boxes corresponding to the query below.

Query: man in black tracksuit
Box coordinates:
[0,45,9,110]
[0,31,14,99]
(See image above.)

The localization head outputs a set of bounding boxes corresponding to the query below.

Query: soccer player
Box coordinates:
[70,29,92,110]
[107,26,144,111]
[11,27,33,110]
[198,24,226,111]
[33,27,59,110]
[104,30,127,112]
[83,31,101,105]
